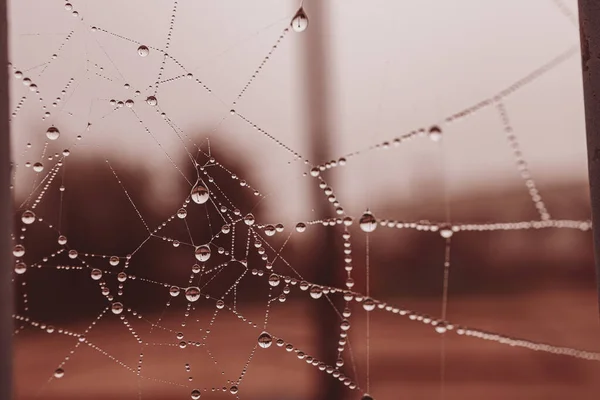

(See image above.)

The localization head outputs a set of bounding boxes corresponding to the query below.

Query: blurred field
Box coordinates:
[14,289,600,400]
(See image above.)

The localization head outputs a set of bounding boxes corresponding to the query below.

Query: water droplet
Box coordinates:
[68,249,78,259]
[264,225,276,236]
[191,183,209,204]
[194,245,211,262]
[258,331,272,348]
[428,125,442,142]
[137,45,149,57]
[177,208,187,218]
[170,286,181,297]
[109,256,120,266]
[191,389,201,400]
[309,167,320,177]
[362,297,375,311]
[434,321,448,334]
[359,211,377,233]
[57,235,67,245]
[268,274,280,287]
[111,302,124,315]
[117,272,127,282]
[192,264,201,273]
[440,225,453,238]
[244,213,256,226]
[146,96,158,106]
[21,210,35,224]
[335,358,344,367]
[14,262,26,274]
[295,222,306,233]
[46,126,60,141]
[33,162,44,172]
[185,287,201,302]
[291,8,309,32]
[54,368,65,378]
[229,386,238,395]
[125,99,134,108]
[309,285,322,299]
[91,268,102,280]
[216,300,225,309]
[13,244,25,257]
[221,224,231,234]
[340,319,350,331]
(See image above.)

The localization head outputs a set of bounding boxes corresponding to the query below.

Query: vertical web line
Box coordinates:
[365,233,371,394]
[439,128,451,400]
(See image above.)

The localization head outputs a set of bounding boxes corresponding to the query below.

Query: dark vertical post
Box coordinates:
[301,1,344,399]
[0,0,12,398]
[579,1,600,309]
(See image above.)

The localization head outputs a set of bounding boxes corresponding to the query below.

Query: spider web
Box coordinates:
[8,0,600,399]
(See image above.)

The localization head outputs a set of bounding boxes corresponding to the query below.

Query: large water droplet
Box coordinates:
[109,256,120,266]
[170,286,180,297]
[229,386,238,395]
[46,126,60,140]
[111,302,124,315]
[309,285,322,299]
[54,368,65,378]
[57,235,67,245]
[185,286,201,302]
[146,96,158,106]
[91,268,102,280]
[177,208,187,219]
[295,222,306,233]
[21,210,35,225]
[244,213,255,226]
[117,272,127,282]
[264,225,276,236]
[268,274,280,287]
[33,162,44,172]
[362,297,375,311]
[361,394,374,400]
[191,183,209,204]
[258,331,272,348]
[359,211,377,233]
[14,262,26,274]
[428,125,442,142]
[137,45,149,57]
[216,300,225,309]
[194,245,211,262]
[291,8,309,32]
[13,244,25,257]
[190,389,201,399]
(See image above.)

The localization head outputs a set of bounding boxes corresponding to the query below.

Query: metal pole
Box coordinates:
[579,0,600,310]
[301,1,345,399]
[0,0,12,397]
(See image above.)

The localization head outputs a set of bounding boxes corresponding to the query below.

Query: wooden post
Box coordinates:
[0,0,13,397]
[579,0,600,310]
[301,1,345,399]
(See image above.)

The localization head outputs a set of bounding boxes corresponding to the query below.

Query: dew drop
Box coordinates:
[194,245,211,262]
[191,183,209,204]
[33,162,44,172]
[111,302,124,315]
[362,297,376,311]
[185,286,201,302]
[137,45,150,57]
[13,244,25,257]
[359,211,377,233]
[264,225,276,236]
[21,210,35,225]
[46,126,60,141]
[68,249,78,259]
[291,8,309,32]
[309,285,322,299]
[268,274,280,287]
[428,125,442,142]
[190,389,201,400]
[221,224,231,234]
[244,213,256,226]
[295,222,306,233]
[340,319,350,331]
[117,272,127,282]
[309,167,320,177]
[258,331,272,348]
[14,262,26,274]
[170,286,181,297]
[54,368,65,378]
[91,268,102,280]
[109,256,120,266]
[440,225,453,238]
[229,386,238,395]
[361,395,374,400]
[146,96,158,106]
[57,235,67,245]
[177,208,187,218]
[216,300,225,309]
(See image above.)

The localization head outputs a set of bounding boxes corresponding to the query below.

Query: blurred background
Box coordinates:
[8,0,600,399]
